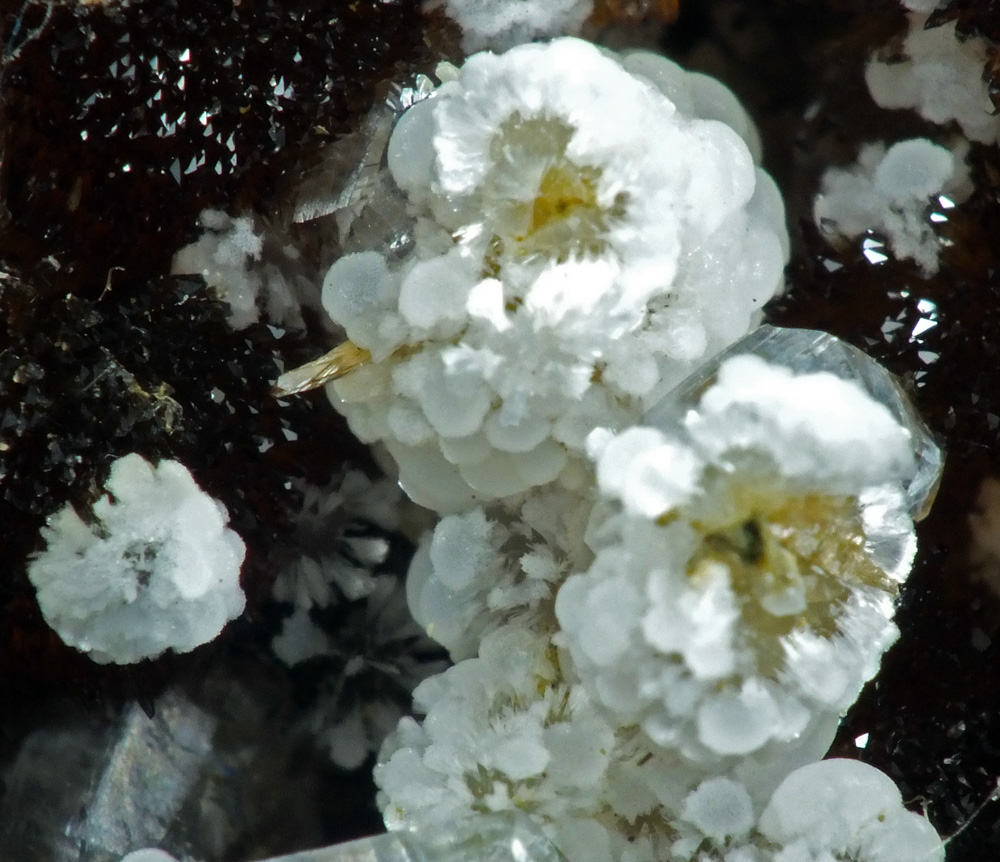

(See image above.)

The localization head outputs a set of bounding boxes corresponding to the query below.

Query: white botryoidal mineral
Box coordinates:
[28,453,246,664]
[376,629,942,862]
[670,759,943,862]
[428,0,594,52]
[752,759,944,862]
[376,626,622,850]
[555,354,920,768]
[867,14,1000,144]
[813,138,969,274]
[321,37,788,513]
[406,482,594,659]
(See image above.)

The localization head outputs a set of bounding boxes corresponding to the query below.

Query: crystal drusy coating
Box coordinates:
[323,37,788,512]
[555,353,921,766]
[28,454,246,664]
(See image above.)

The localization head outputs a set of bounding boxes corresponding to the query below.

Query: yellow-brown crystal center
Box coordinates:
[685,484,894,678]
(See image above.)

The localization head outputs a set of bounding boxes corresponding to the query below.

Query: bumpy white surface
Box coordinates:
[814,138,967,274]
[555,356,918,765]
[430,0,593,52]
[756,759,944,862]
[324,38,788,513]
[867,15,1000,144]
[118,852,183,862]
[377,627,613,828]
[406,483,594,659]
[28,453,246,664]
[377,635,939,862]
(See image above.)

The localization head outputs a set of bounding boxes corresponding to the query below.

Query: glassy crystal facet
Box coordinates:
[645,324,944,521]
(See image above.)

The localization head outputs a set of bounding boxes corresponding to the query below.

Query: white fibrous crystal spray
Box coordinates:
[813,138,969,274]
[556,355,919,770]
[428,0,594,52]
[318,38,788,512]
[28,453,246,664]
[867,13,1000,144]
[269,470,445,770]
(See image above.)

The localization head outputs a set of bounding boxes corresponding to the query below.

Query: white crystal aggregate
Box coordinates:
[28,453,246,664]
[428,0,594,52]
[867,14,1000,144]
[376,626,942,862]
[556,356,918,766]
[813,138,969,274]
[406,481,595,659]
[375,348,941,861]
[171,208,309,330]
[322,37,789,513]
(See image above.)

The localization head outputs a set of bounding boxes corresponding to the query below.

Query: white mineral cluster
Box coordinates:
[429,0,594,52]
[867,14,1000,144]
[323,37,788,512]
[28,453,246,664]
[556,356,918,768]
[375,348,942,862]
[406,482,593,660]
[171,209,308,329]
[813,138,968,274]
[300,35,941,862]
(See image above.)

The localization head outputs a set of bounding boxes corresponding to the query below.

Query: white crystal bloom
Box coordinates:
[867,15,1000,144]
[171,209,307,330]
[756,759,944,862]
[28,453,246,664]
[555,356,919,765]
[272,471,402,611]
[406,483,594,659]
[376,627,616,835]
[324,38,788,513]
[669,760,943,862]
[429,0,594,52]
[813,138,968,274]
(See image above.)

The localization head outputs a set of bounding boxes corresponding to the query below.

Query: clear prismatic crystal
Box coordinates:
[121,813,566,862]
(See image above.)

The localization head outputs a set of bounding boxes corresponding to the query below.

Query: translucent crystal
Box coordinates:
[254,814,565,862]
[644,324,943,521]
[0,690,215,862]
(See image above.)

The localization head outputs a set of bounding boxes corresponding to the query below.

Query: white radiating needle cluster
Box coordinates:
[28,453,246,665]
[322,37,788,513]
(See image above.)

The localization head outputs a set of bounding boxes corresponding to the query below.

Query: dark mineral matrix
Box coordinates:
[0,1,999,860]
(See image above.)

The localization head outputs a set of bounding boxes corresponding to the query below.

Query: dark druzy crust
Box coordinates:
[0,0,423,299]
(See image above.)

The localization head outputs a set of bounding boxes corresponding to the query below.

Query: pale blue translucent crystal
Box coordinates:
[645,323,944,521]
[260,815,565,862]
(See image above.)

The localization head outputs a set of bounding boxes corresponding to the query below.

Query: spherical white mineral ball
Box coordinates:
[758,759,944,862]
[325,37,789,510]
[681,776,755,844]
[28,453,246,664]
[119,849,180,862]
